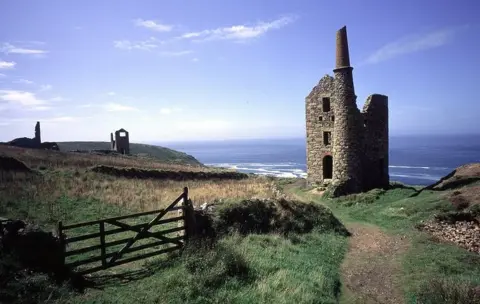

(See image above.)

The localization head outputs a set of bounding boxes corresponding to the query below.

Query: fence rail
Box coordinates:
[58,187,193,275]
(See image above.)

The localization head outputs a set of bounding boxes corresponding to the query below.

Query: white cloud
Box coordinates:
[192,58,199,62]
[113,37,161,51]
[178,15,297,43]
[1,42,48,55]
[50,96,67,102]
[159,50,193,57]
[107,91,116,96]
[134,19,173,32]
[28,105,52,111]
[160,107,182,115]
[0,90,47,106]
[0,60,16,69]
[103,102,139,112]
[39,84,52,91]
[15,79,35,85]
[0,73,6,77]
[364,26,469,64]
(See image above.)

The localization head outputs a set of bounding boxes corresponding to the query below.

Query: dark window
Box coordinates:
[323,155,333,179]
[319,116,323,121]
[323,131,331,145]
[322,97,331,112]
[331,115,335,122]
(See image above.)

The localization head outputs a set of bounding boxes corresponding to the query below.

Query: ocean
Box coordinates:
[160,135,480,186]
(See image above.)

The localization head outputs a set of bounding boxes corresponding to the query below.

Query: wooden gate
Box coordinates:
[58,187,192,275]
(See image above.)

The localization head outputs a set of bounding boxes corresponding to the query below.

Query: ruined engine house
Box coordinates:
[305,26,389,196]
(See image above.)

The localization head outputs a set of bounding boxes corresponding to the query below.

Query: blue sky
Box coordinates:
[0,0,479,143]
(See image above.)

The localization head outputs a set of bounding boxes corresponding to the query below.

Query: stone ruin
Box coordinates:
[5,121,59,151]
[305,26,389,196]
[110,128,130,155]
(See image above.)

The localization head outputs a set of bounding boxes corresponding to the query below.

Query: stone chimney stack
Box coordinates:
[34,121,41,145]
[335,26,351,69]
[110,132,115,150]
[331,25,363,195]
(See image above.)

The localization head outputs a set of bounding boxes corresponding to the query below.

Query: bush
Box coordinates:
[414,277,480,304]
[212,198,350,236]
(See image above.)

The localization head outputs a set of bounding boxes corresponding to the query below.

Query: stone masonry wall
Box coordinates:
[332,67,363,195]
[305,75,335,185]
[114,130,130,155]
[362,94,389,190]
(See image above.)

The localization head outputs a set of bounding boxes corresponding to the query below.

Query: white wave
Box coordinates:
[390,174,440,181]
[389,165,449,170]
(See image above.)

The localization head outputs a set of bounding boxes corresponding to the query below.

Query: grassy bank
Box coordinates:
[1,149,350,304]
[285,181,480,303]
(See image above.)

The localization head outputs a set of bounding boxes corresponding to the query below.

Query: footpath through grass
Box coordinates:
[285,183,480,304]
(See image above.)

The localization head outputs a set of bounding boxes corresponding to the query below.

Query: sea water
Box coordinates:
[160,134,480,186]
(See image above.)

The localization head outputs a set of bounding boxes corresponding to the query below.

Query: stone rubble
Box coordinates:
[418,219,480,254]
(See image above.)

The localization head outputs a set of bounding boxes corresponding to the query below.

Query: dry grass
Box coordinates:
[1,170,276,213]
[0,145,216,172]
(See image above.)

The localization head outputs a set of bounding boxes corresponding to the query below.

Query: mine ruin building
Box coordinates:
[305,26,389,196]
[110,128,130,155]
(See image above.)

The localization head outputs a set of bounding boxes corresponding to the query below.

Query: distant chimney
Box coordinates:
[34,121,41,145]
[335,26,351,69]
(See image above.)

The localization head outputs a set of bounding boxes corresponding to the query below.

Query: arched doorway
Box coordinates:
[323,155,333,179]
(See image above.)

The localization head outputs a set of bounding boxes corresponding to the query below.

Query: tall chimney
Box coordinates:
[335,26,351,69]
[34,121,41,145]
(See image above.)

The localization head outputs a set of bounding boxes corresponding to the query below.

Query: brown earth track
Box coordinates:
[340,223,409,304]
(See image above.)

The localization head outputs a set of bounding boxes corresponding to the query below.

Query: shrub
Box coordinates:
[212,198,350,236]
[414,277,480,304]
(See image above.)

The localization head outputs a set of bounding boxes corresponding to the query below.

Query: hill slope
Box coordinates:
[57,141,202,166]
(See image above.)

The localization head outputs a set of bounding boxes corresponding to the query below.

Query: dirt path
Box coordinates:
[339,222,409,304]
[284,185,409,303]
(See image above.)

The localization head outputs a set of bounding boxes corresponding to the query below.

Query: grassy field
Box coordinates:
[2,146,480,303]
[283,180,480,303]
[56,141,201,166]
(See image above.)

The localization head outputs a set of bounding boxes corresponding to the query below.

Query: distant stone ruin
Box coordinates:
[110,128,130,155]
[305,26,389,196]
[6,121,59,151]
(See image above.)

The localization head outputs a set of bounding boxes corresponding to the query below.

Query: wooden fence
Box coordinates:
[58,187,194,275]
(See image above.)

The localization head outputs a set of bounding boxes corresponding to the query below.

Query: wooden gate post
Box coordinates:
[182,187,196,243]
[57,221,66,267]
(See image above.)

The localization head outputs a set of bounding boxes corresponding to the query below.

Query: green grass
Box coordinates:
[57,141,202,166]
[1,180,350,304]
[62,232,347,304]
[288,183,480,304]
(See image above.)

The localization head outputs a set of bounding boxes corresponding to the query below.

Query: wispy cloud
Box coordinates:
[159,50,193,57]
[50,96,68,102]
[192,58,199,63]
[0,73,5,77]
[134,19,173,32]
[1,42,48,55]
[160,107,182,115]
[107,91,116,96]
[0,60,16,69]
[15,78,35,85]
[178,15,297,43]
[0,89,52,111]
[103,102,139,112]
[364,25,469,64]
[113,37,161,51]
[39,84,53,91]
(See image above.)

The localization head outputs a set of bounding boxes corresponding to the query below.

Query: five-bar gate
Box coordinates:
[58,187,192,275]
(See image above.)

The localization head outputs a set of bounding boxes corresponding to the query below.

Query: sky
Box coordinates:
[0,0,479,143]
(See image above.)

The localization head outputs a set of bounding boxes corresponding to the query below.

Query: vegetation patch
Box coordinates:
[90,165,250,181]
[212,198,350,236]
